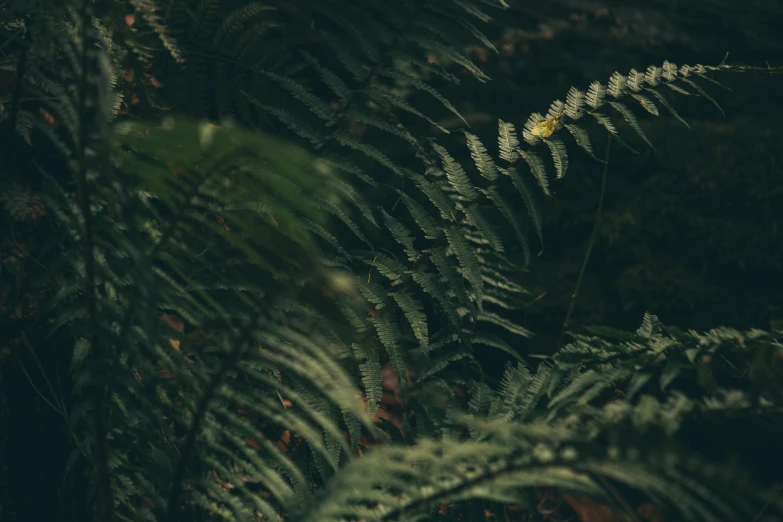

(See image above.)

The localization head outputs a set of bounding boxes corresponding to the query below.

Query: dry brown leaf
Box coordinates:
[276,429,291,452]
[245,438,261,450]
[160,313,184,332]
[564,494,620,522]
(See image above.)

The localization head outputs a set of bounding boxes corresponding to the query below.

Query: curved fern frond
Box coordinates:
[294,415,781,522]
[391,290,429,353]
[502,61,782,191]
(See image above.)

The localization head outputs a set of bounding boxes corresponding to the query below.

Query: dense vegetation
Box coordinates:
[0,0,781,521]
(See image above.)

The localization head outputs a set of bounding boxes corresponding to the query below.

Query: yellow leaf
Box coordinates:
[531,110,566,138]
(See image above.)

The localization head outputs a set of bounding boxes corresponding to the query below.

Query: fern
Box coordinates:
[294,413,782,522]
[5,0,783,520]
[503,61,782,189]
[115,0,546,405]
[30,11,374,515]
[390,290,429,353]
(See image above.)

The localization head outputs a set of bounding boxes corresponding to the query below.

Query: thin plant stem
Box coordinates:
[21,332,64,412]
[14,353,64,417]
[558,135,612,349]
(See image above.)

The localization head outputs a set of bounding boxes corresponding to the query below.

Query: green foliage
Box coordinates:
[496,60,782,195]
[1,0,782,521]
[296,412,778,522]
[121,0,556,409]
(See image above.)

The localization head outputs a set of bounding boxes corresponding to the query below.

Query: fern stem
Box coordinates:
[73,0,115,519]
[558,135,612,349]
[752,484,783,522]
[166,319,259,522]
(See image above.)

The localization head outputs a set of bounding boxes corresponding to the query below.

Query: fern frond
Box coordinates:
[294,414,779,522]
[380,68,468,126]
[481,184,533,266]
[497,120,520,163]
[352,342,384,418]
[359,280,389,310]
[501,59,779,191]
[400,192,442,240]
[410,267,464,337]
[372,313,407,393]
[381,208,418,262]
[476,310,532,339]
[51,106,374,519]
[428,245,475,313]
[410,173,459,222]
[463,203,504,253]
[445,225,484,310]
[543,136,569,179]
[608,100,655,150]
[391,290,429,353]
[563,123,601,161]
[129,0,185,64]
[406,34,489,82]
[433,143,480,201]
